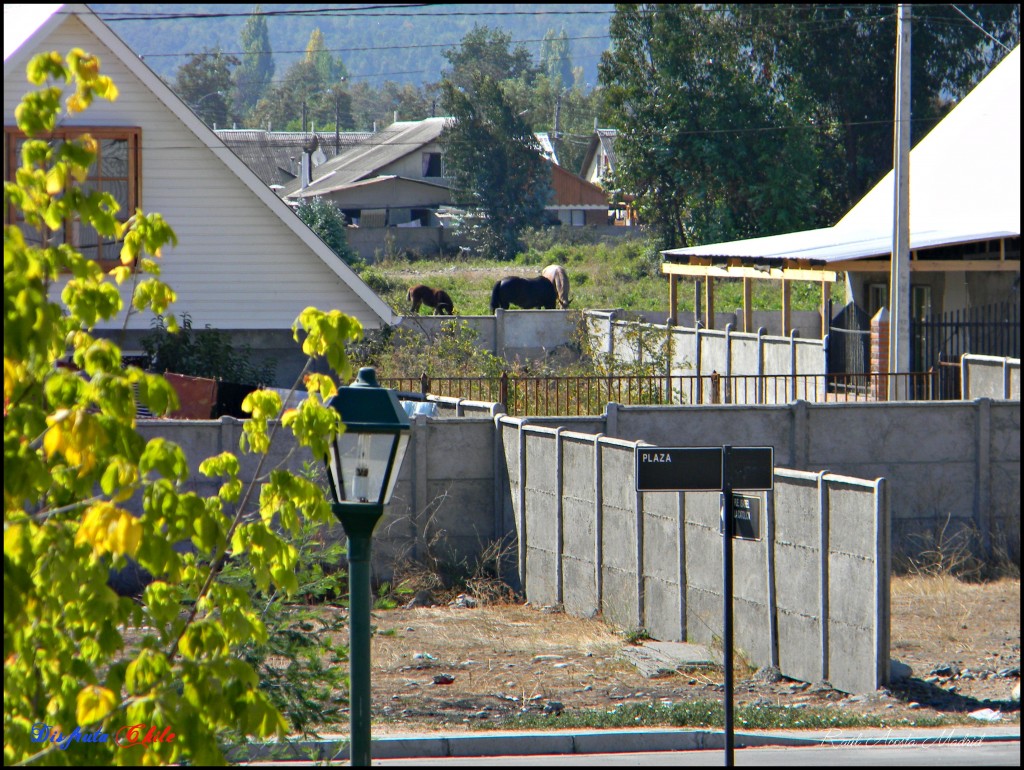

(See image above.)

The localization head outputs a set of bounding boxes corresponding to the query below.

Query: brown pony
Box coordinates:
[541,264,571,309]
[407,284,454,315]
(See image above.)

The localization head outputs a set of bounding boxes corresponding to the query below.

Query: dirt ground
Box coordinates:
[362,576,1020,733]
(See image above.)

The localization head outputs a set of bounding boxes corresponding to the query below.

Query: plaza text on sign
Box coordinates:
[634,446,774,492]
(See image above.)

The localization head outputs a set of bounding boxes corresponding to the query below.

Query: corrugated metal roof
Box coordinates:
[279,117,448,198]
[215,130,372,188]
[665,227,1018,265]
[664,46,1020,265]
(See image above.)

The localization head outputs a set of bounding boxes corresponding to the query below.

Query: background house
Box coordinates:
[544,159,610,226]
[280,117,452,227]
[4,4,398,387]
[580,127,637,226]
[215,129,373,189]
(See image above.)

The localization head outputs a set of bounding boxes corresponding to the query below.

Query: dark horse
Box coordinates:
[490,276,557,312]
[408,284,454,315]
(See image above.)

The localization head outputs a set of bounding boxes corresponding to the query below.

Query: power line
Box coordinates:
[94,5,616,22]
[949,4,1015,53]
[137,33,614,60]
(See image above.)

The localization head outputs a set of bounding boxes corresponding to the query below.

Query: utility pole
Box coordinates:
[889,3,912,399]
[553,89,562,162]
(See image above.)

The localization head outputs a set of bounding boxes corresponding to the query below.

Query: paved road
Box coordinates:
[369,742,1020,766]
[243,726,1020,766]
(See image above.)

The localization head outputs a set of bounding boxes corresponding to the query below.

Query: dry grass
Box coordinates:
[891,574,1020,651]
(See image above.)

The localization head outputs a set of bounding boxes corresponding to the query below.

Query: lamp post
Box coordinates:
[323,368,410,767]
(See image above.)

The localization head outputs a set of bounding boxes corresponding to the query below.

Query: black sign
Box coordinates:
[724,447,774,492]
[635,447,722,491]
[635,446,774,492]
[720,494,762,541]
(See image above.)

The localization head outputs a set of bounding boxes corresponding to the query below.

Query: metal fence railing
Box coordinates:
[381,368,961,417]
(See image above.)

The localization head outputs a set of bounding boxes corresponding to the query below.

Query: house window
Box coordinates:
[867,282,888,316]
[421,151,442,178]
[5,126,141,269]
[911,285,932,320]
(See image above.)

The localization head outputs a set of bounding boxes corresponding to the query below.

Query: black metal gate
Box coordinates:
[827,302,872,395]
[911,301,1020,372]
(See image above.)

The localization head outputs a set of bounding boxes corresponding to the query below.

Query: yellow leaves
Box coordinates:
[292,307,362,378]
[303,373,338,402]
[178,621,228,661]
[75,502,142,558]
[239,390,282,455]
[110,265,132,284]
[43,408,100,475]
[26,51,66,85]
[45,164,66,195]
[76,685,116,725]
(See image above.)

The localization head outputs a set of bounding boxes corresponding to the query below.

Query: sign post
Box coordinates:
[722,446,735,766]
[636,444,773,767]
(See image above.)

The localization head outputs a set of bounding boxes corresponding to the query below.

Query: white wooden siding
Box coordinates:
[6,14,391,332]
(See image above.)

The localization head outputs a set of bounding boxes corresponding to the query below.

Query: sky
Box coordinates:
[4,4,61,61]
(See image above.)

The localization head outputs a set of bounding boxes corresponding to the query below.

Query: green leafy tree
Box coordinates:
[305,27,346,85]
[599,4,821,248]
[4,50,364,765]
[740,3,1020,220]
[234,4,275,120]
[296,196,360,267]
[540,28,574,90]
[174,48,239,128]
[600,4,1020,247]
[441,75,551,261]
[440,24,539,94]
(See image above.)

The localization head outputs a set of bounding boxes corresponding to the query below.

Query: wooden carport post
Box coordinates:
[668,274,678,326]
[742,277,753,332]
[820,277,831,339]
[781,278,792,336]
[705,276,715,330]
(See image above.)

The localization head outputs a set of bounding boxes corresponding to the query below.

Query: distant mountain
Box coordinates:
[92,3,614,89]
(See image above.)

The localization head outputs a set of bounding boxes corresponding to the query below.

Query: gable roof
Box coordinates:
[580,128,617,179]
[279,117,448,198]
[663,46,1020,265]
[5,4,398,328]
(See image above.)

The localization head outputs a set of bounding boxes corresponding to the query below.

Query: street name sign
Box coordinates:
[635,446,774,492]
[719,494,762,541]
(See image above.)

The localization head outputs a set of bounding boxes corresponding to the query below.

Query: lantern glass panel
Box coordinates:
[329,432,398,504]
[383,433,410,504]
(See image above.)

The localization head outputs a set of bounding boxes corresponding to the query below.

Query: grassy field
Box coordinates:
[356,229,842,318]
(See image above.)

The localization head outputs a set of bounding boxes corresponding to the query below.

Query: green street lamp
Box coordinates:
[323,367,410,767]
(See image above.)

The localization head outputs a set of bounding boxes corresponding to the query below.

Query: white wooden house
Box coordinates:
[4,4,398,386]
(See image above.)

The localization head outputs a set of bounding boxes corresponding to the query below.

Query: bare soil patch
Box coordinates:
[362,577,1020,733]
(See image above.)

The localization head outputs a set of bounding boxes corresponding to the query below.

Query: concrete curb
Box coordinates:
[234,726,1021,762]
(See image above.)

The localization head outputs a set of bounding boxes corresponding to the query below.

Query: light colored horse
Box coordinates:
[541,264,571,309]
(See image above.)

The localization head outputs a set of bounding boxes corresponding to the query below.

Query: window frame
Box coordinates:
[5,125,142,271]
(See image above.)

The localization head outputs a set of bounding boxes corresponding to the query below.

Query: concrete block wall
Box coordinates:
[592,316,827,389]
[397,310,827,393]
[496,416,890,693]
[136,413,500,583]
[396,310,578,364]
[963,354,1021,400]
[608,399,1020,562]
